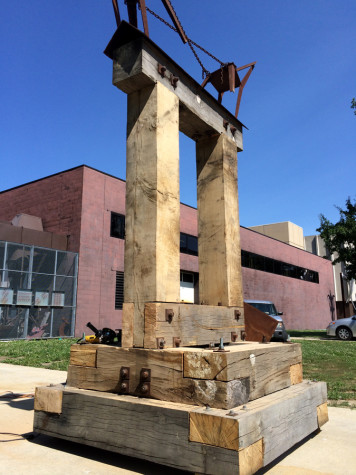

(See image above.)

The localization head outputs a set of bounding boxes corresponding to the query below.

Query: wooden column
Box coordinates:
[196,134,243,307]
[124,82,180,347]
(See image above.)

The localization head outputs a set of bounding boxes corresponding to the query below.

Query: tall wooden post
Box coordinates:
[196,134,243,307]
[124,82,180,347]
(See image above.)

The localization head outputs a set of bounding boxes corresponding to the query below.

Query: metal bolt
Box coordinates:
[120,382,128,391]
[121,368,129,378]
[219,337,224,351]
[140,383,149,394]
[235,309,241,321]
[231,332,238,342]
[141,370,150,381]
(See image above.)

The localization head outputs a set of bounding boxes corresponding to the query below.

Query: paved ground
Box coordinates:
[1,363,356,475]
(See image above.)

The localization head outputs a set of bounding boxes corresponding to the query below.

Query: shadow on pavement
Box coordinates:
[29,433,190,475]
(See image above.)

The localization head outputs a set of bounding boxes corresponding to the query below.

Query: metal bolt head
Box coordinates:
[120,382,128,391]
[141,370,149,381]
[140,383,149,394]
[121,368,129,378]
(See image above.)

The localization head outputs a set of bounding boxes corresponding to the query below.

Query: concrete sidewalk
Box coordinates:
[1,363,356,475]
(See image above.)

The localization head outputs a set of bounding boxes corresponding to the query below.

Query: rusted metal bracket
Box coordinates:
[241,330,246,341]
[235,309,241,321]
[231,332,238,342]
[119,366,130,393]
[157,63,167,78]
[165,309,174,323]
[156,337,165,349]
[170,74,179,89]
[201,61,256,118]
[137,368,151,396]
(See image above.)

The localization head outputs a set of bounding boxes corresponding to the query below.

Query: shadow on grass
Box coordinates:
[289,330,326,338]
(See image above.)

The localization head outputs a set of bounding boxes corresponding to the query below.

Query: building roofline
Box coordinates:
[0,164,198,210]
[241,225,325,259]
[0,164,126,195]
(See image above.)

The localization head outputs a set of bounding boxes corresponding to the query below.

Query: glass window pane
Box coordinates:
[54,276,75,306]
[31,273,55,293]
[6,244,31,272]
[111,213,125,239]
[27,307,51,339]
[0,307,25,340]
[51,308,73,337]
[56,251,76,276]
[180,233,187,250]
[32,248,56,274]
[0,242,5,270]
[7,271,30,291]
[187,236,198,255]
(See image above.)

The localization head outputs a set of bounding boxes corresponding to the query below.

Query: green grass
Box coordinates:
[0,338,76,371]
[292,339,356,408]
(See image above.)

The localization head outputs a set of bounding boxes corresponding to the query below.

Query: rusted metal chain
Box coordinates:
[146,6,226,78]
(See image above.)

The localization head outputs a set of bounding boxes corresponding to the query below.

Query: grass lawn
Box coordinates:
[292,338,356,408]
[0,338,76,371]
[1,337,355,408]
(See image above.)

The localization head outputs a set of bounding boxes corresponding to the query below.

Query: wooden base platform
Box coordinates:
[67,342,303,409]
[34,381,328,475]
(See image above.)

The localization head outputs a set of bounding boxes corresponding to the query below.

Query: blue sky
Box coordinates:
[1,1,355,236]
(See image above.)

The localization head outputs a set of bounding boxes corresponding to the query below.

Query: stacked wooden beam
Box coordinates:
[34,381,328,475]
[67,342,303,409]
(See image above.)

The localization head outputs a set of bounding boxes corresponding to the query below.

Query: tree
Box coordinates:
[317,198,356,281]
[352,98,356,115]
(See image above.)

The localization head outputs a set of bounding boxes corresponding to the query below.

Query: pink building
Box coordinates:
[0,165,335,336]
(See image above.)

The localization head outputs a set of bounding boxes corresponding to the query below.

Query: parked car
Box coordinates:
[245,299,289,342]
[326,315,356,340]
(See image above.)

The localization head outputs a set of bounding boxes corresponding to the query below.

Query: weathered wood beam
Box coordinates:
[197,134,243,307]
[143,302,245,349]
[67,342,303,409]
[34,381,328,474]
[124,82,181,347]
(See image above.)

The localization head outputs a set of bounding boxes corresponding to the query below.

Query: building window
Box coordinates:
[241,250,319,284]
[115,271,124,309]
[180,233,198,256]
[111,212,125,239]
[0,240,78,340]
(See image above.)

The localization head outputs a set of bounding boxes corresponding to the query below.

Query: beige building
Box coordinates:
[305,235,356,319]
[248,221,305,250]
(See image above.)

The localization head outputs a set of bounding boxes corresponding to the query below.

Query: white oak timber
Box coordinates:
[196,135,243,307]
[143,302,245,348]
[67,342,303,409]
[34,385,63,414]
[33,381,327,475]
[124,82,180,347]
